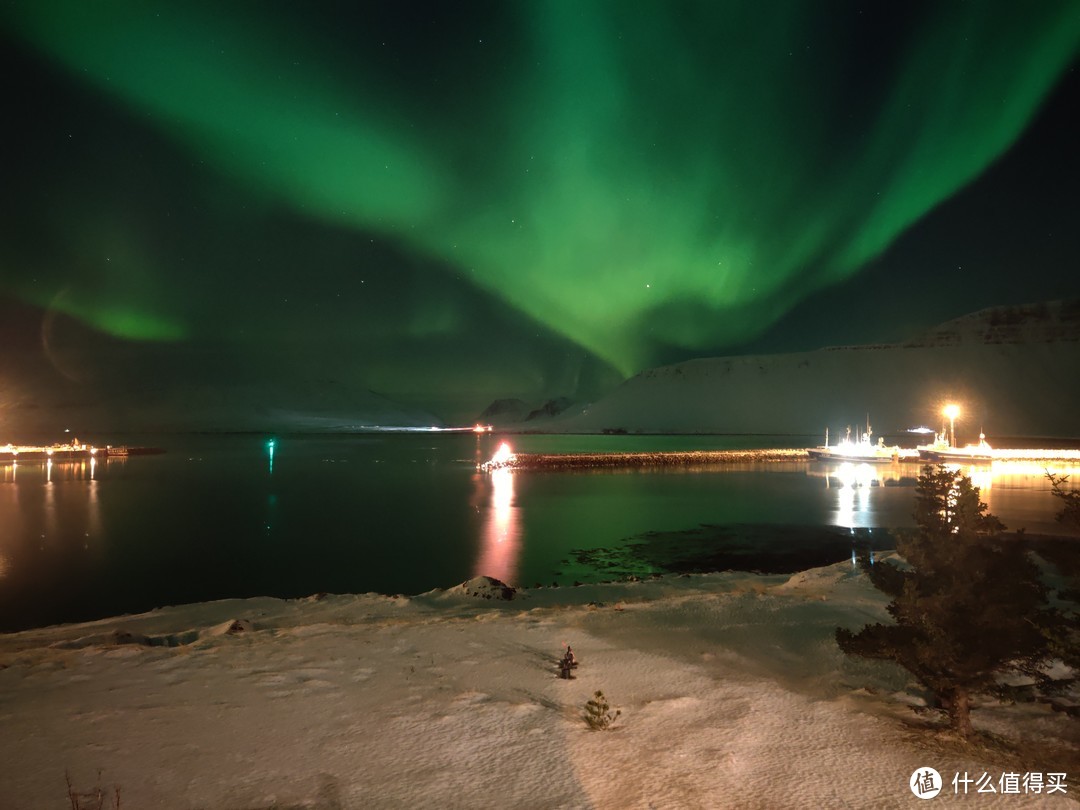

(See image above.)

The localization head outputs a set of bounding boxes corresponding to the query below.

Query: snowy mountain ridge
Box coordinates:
[552,300,1080,438]
[902,300,1080,349]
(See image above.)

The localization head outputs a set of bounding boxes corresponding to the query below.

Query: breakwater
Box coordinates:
[484,447,1080,472]
[501,448,809,471]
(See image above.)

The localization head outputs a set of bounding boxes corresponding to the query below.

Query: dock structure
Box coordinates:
[0,444,165,463]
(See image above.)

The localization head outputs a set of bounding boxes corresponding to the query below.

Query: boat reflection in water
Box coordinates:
[936,460,1080,525]
[809,457,1080,545]
[809,461,912,524]
[807,461,916,567]
[814,462,894,530]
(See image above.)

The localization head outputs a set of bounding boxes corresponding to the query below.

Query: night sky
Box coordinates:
[2,2,1078,424]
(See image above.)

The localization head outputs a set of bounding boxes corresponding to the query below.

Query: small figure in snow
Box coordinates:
[558,644,579,679]
[559,656,575,679]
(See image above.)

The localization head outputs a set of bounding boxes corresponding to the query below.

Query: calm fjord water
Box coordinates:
[0,433,1072,631]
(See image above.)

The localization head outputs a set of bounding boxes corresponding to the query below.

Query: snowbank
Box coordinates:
[0,565,1076,808]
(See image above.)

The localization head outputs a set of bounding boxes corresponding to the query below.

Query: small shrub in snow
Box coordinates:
[66,769,120,810]
[583,690,620,730]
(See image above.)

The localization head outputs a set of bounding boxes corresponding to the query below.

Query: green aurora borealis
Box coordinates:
[2,1,1079,419]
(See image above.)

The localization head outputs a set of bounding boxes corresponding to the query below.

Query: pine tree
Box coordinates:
[583,690,621,730]
[1047,472,1080,532]
[1045,472,1080,672]
[837,465,1068,737]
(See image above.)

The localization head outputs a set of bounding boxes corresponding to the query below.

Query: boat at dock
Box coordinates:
[806,421,902,464]
[102,445,166,457]
[917,432,994,464]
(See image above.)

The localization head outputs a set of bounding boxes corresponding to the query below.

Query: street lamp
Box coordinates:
[943,404,960,448]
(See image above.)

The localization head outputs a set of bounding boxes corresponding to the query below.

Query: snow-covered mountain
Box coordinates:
[551,301,1080,439]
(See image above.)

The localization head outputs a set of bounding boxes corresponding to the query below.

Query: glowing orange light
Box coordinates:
[477,441,516,472]
[492,442,514,465]
[943,403,960,447]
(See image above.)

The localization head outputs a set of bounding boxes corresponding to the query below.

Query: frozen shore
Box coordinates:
[0,564,1077,809]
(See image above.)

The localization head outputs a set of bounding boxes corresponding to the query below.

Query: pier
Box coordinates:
[0,444,165,463]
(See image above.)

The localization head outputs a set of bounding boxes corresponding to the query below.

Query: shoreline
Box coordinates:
[4,527,1077,637]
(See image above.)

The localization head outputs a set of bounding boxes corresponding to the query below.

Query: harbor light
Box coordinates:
[943,404,960,447]
[479,441,517,472]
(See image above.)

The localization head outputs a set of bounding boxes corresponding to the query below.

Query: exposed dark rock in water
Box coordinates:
[570,524,899,580]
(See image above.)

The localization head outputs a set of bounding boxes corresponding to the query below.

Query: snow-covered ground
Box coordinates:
[1,563,1076,808]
